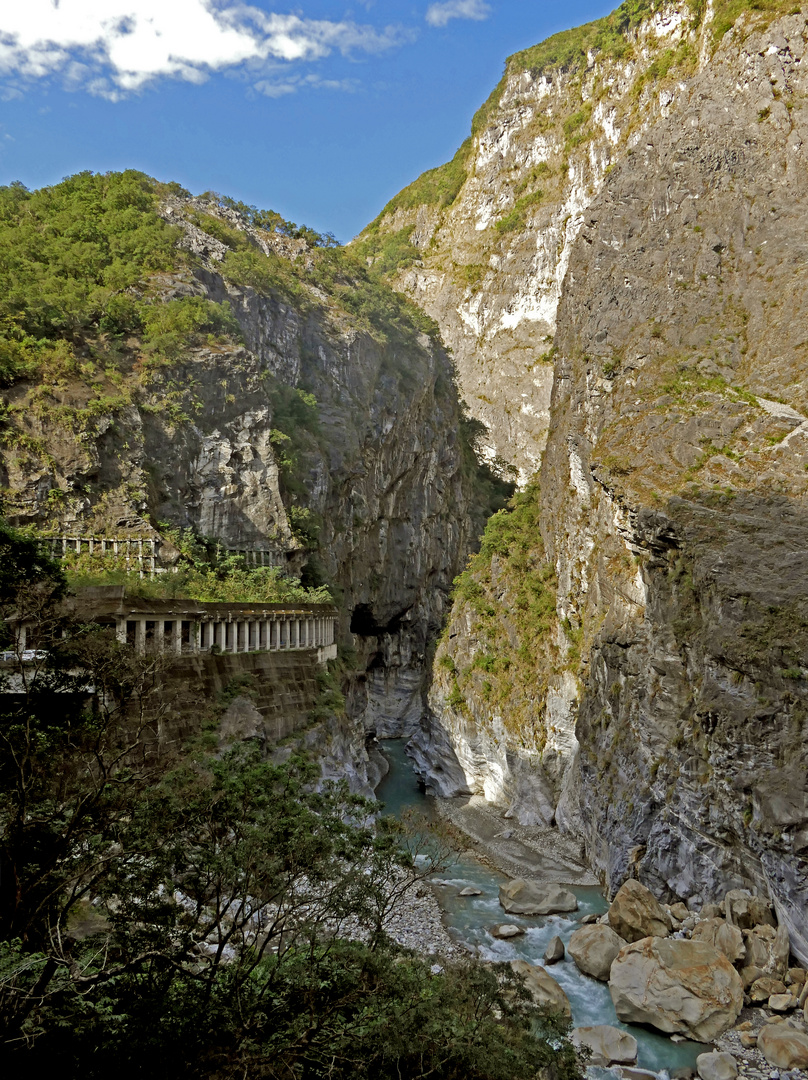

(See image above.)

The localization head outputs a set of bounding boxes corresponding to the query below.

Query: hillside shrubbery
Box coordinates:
[0,523,581,1080]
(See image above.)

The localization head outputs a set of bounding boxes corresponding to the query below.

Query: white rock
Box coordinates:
[696,1051,738,1080]
[499,878,578,916]
[609,936,744,1041]
[492,923,525,939]
[568,923,627,981]
[572,1025,638,1065]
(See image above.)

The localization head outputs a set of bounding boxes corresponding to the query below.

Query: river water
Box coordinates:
[377,739,706,1076]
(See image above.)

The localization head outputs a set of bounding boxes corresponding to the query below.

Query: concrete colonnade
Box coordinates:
[113,612,336,656]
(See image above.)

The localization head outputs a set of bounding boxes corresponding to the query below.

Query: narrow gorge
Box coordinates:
[358,0,808,967]
[2,0,808,1071]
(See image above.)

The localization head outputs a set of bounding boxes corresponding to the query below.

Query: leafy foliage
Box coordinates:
[442,483,559,741]
[0,172,180,341]
[0,529,582,1080]
[139,296,242,360]
[64,557,333,604]
[373,138,473,219]
[495,189,545,234]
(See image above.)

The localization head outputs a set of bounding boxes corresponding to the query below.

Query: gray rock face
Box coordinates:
[609,937,744,1041]
[499,879,578,915]
[608,880,672,943]
[568,923,627,981]
[572,1025,638,1066]
[392,3,808,969]
[541,9,808,965]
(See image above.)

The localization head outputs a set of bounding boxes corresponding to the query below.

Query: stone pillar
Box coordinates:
[17,624,27,652]
[135,618,146,655]
[193,621,202,653]
[262,619,270,650]
[216,622,226,651]
[172,620,182,656]
[115,617,127,645]
[292,620,300,649]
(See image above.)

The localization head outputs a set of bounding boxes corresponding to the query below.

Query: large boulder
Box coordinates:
[757,1023,808,1069]
[544,935,565,964]
[510,959,572,1017]
[691,919,745,964]
[572,1025,638,1066]
[724,890,776,930]
[608,880,672,943]
[749,976,787,1002]
[568,924,627,981]
[696,1051,738,1080]
[742,923,790,978]
[609,937,744,1042]
[499,879,578,916]
[492,924,524,939]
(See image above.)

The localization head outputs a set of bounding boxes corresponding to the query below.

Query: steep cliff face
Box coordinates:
[0,186,494,750]
[543,8,808,961]
[358,0,706,480]
[379,3,808,961]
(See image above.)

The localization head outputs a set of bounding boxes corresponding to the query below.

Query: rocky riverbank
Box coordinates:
[432,792,599,886]
[425,783,808,1077]
[383,877,468,962]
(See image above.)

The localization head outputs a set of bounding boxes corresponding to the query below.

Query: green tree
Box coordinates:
[0,523,582,1079]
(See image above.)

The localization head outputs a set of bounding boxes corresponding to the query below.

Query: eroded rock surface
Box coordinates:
[757,1023,808,1069]
[608,880,673,943]
[499,878,578,915]
[609,937,744,1041]
[568,923,627,981]
[510,958,572,1016]
[402,4,808,963]
[572,1025,638,1066]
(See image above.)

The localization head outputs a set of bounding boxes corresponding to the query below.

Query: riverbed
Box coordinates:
[376,738,706,1076]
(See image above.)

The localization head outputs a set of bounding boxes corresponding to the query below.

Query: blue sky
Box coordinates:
[0,1,615,241]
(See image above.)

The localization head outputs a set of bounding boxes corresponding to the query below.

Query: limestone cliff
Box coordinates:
[369,3,808,963]
[357,0,706,481]
[0,187,498,757]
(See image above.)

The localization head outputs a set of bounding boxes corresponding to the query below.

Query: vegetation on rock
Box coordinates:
[0,523,581,1079]
[437,483,559,743]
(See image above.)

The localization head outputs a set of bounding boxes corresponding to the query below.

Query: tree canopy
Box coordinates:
[0,522,583,1079]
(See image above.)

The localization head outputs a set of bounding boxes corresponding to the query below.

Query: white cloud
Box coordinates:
[425,0,491,28]
[254,72,358,97]
[0,1,406,97]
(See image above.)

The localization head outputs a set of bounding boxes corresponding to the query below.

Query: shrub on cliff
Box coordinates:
[0,523,582,1080]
